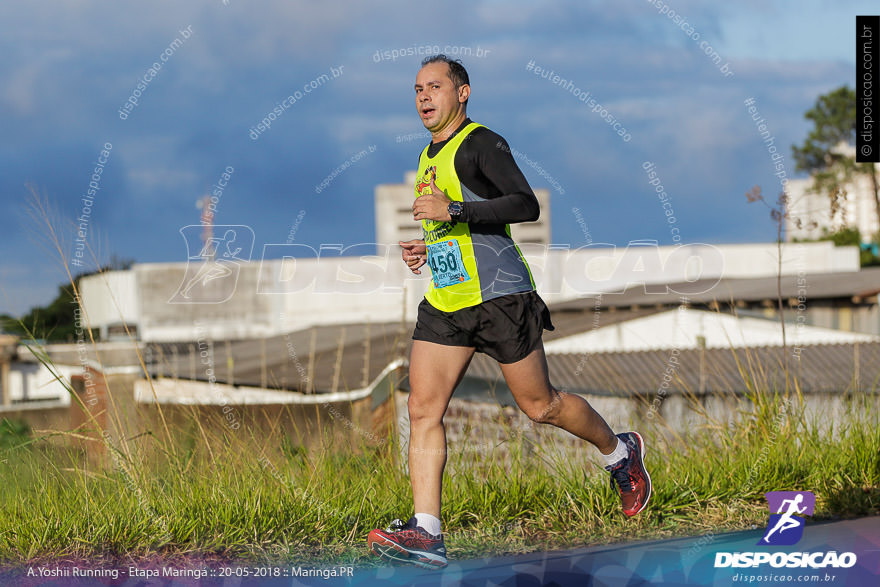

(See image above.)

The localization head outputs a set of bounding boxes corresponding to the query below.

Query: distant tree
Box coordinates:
[105,254,135,271]
[792,85,880,240]
[2,256,135,342]
[3,282,78,342]
[816,227,879,266]
[0,314,17,335]
[820,226,861,247]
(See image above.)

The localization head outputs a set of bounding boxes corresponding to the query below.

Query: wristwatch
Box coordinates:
[447,201,463,223]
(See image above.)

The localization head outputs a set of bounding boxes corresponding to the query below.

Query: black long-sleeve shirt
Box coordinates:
[423,118,540,225]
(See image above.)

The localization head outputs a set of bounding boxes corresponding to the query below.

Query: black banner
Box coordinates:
[857,15,880,162]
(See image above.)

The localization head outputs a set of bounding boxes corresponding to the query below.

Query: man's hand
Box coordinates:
[400,239,427,274]
[413,176,452,222]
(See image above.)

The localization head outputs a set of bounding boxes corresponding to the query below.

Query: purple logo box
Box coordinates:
[759,491,815,546]
[765,491,815,516]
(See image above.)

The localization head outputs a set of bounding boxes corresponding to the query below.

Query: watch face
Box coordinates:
[448,202,462,216]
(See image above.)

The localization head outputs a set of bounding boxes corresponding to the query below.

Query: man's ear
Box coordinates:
[458,83,470,104]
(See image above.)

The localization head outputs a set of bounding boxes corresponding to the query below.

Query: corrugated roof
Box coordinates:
[144,306,668,393]
[147,321,409,394]
[139,268,880,396]
[146,317,880,397]
[466,342,880,396]
[541,306,662,341]
[550,267,880,312]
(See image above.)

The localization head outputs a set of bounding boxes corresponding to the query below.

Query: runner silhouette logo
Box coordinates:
[759,491,815,546]
[168,224,255,304]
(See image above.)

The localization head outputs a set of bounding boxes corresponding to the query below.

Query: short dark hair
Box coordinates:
[420,54,469,104]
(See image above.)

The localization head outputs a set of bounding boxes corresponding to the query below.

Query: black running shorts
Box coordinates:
[411,291,555,364]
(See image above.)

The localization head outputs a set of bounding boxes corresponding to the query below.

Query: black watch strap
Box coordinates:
[447,201,463,222]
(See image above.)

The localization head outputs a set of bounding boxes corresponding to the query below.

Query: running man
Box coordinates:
[367,55,651,569]
[762,494,807,543]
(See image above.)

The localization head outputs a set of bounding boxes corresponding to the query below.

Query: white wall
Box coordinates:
[786,147,880,244]
[6,360,75,404]
[78,270,140,336]
[533,240,859,304]
[78,241,861,342]
[543,307,879,354]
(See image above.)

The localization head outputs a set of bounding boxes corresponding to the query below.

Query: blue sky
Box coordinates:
[0,0,866,316]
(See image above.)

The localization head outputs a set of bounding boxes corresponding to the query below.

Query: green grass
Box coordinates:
[0,388,877,566]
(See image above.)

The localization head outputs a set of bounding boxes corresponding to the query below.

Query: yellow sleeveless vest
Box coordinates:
[415,122,535,312]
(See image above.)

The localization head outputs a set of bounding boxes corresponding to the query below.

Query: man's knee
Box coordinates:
[523,403,553,424]
[522,390,565,424]
[407,392,445,426]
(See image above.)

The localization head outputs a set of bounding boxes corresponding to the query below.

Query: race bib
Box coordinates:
[427,239,470,288]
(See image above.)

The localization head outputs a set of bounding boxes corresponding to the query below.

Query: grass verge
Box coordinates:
[0,388,877,566]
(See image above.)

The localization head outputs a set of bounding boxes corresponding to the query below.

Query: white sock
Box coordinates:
[414,513,442,536]
[600,438,627,467]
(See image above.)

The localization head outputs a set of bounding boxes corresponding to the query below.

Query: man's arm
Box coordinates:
[456,130,540,224]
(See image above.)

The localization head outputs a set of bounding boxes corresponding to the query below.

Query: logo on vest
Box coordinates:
[416,165,437,196]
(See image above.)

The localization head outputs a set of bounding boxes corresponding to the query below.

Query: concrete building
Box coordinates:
[67,167,866,342]
[11,266,880,462]
[786,143,880,243]
[542,307,878,354]
[78,240,861,342]
[1,338,396,464]
[13,167,879,462]
[0,334,17,406]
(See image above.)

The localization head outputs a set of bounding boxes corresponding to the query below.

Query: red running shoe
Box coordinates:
[605,431,652,516]
[368,517,448,569]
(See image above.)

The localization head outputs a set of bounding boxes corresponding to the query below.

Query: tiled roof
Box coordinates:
[467,342,880,396]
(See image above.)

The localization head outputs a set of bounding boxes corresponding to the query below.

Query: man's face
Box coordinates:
[414,62,467,132]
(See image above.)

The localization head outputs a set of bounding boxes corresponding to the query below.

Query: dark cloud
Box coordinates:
[0,0,862,315]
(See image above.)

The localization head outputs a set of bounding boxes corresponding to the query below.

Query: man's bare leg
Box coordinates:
[500,342,652,516]
[407,340,475,518]
[499,343,617,454]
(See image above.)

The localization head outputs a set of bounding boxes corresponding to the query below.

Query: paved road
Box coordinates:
[2,516,878,586]
[364,516,879,586]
